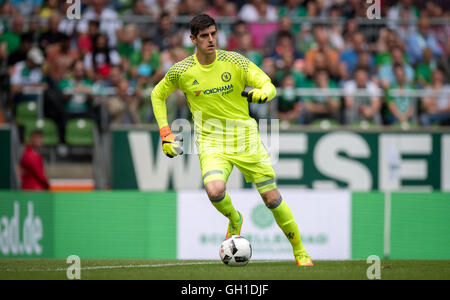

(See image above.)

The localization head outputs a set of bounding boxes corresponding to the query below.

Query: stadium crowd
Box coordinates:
[0,0,449,145]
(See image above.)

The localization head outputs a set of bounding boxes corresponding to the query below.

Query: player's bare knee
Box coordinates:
[261,189,281,208]
[205,181,226,201]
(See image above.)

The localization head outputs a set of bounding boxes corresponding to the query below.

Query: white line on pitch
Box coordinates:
[4,260,289,273]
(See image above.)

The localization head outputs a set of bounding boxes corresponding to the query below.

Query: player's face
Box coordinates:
[191,25,217,55]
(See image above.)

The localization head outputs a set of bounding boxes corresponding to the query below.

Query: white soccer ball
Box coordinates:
[219,235,252,267]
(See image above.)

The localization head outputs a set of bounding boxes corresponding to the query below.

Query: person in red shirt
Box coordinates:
[20,129,50,190]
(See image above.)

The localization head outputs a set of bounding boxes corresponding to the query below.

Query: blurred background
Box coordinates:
[0,0,449,261]
[0,0,449,190]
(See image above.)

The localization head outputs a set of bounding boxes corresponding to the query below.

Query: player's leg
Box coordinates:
[201,154,242,237]
[259,187,313,266]
[233,138,312,266]
[204,179,242,237]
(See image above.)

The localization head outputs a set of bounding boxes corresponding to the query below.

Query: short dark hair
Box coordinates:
[354,66,369,75]
[277,30,294,42]
[30,128,43,136]
[190,14,217,37]
[393,63,404,73]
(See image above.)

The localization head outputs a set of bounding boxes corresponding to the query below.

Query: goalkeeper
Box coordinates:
[151,14,312,266]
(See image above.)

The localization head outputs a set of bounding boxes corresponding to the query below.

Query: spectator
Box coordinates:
[144,0,179,18]
[375,29,404,67]
[420,68,450,126]
[38,13,68,50]
[178,0,208,16]
[40,0,59,19]
[304,49,334,83]
[0,1,14,19]
[275,49,306,88]
[10,0,42,16]
[378,47,414,89]
[341,0,364,19]
[261,57,278,85]
[405,16,443,66]
[277,75,302,125]
[7,32,33,67]
[343,67,382,125]
[263,16,296,58]
[20,129,50,191]
[107,79,141,125]
[123,0,153,38]
[339,32,375,81]
[130,38,163,85]
[356,50,377,79]
[387,0,419,34]
[84,34,121,80]
[424,1,450,51]
[106,64,124,85]
[161,35,190,73]
[303,70,340,124]
[342,18,359,50]
[77,20,100,58]
[277,0,307,35]
[236,32,262,67]
[304,27,340,79]
[58,60,95,121]
[117,24,141,59]
[295,0,319,55]
[238,0,277,22]
[0,15,24,55]
[437,39,450,84]
[206,0,237,17]
[10,47,45,105]
[385,64,416,125]
[45,34,79,83]
[0,106,4,123]
[127,0,152,17]
[238,0,279,49]
[77,0,123,48]
[152,11,180,52]
[415,48,437,88]
[226,20,249,51]
[134,62,156,123]
[326,4,345,52]
[269,30,302,61]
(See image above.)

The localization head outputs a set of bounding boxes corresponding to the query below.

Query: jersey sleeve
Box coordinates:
[245,60,277,101]
[150,67,178,129]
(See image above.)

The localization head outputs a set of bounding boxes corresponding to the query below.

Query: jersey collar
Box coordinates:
[194,50,217,69]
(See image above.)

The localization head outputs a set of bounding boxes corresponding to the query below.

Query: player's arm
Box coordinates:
[244,61,277,104]
[150,71,184,158]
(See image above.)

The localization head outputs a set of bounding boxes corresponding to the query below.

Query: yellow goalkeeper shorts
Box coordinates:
[199,139,277,194]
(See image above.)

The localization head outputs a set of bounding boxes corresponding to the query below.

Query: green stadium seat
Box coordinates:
[24,118,59,146]
[310,119,340,129]
[16,101,38,126]
[65,118,95,147]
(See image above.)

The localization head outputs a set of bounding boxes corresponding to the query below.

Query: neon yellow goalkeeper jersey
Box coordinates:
[151,49,276,153]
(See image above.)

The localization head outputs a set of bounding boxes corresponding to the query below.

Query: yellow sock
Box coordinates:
[210,192,240,224]
[268,197,307,256]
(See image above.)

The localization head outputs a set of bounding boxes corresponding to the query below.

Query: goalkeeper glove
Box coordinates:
[160,126,183,158]
[246,89,268,104]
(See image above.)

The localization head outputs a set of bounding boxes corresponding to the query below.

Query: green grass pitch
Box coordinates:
[1,259,449,280]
